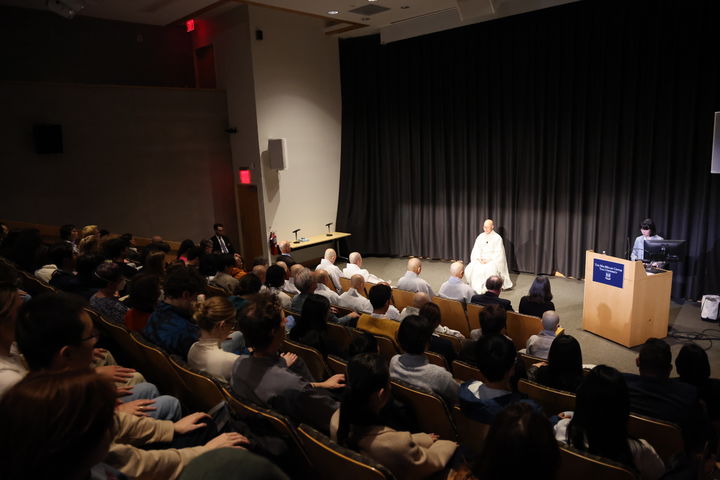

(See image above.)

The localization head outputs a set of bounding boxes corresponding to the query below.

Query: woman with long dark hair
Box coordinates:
[556,365,664,479]
[331,353,457,480]
[290,293,344,357]
[518,276,555,317]
[534,335,584,393]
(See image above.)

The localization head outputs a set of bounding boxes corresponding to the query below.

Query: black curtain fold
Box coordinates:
[336,0,720,299]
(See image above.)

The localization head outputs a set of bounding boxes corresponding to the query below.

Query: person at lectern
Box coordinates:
[630,218,663,261]
[465,219,513,293]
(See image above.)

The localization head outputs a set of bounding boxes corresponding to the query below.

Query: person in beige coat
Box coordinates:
[330,353,457,480]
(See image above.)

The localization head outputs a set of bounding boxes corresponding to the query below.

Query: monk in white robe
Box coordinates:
[465,219,513,293]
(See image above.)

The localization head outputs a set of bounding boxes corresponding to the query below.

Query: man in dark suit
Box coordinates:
[470,275,514,311]
[210,223,234,255]
[623,338,709,453]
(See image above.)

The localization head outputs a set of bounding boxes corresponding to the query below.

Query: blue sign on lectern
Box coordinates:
[592,259,624,288]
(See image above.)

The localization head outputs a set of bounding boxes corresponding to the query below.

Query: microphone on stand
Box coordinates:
[325,222,333,237]
[292,229,301,243]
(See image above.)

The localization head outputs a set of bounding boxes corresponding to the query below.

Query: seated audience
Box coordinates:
[71,253,105,298]
[396,258,434,297]
[623,338,709,453]
[459,304,508,364]
[389,315,459,405]
[34,243,67,282]
[231,293,344,430]
[78,234,100,255]
[103,237,138,279]
[675,343,720,422]
[59,223,80,255]
[229,253,247,279]
[342,252,386,283]
[237,272,263,296]
[313,270,341,305]
[251,265,267,287]
[81,224,100,239]
[45,243,78,291]
[338,274,373,313]
[124,273,161,331]
[474,402,559,480]
[420,300,464,339]
[275,241,295,267]
[291,268,357,326]
[15,292,181,420]
[283,264,304,295]
[177,239,196,264]
[211,223,235,254]
[357,284,401,340]
[470,275,514,311]
[525,310,560,359]
[289,294,345,358]
[534,335,584,393]
[89,262,129,324]
[188,296,240,382]
[418,302,457,365]
[316,248,343,292]
[264,264,292,308]
[399,291,431,321]
[555,365,665,480]
[331,353,458,480]
[438,261,476,303]
[0,260,26,398]
[518,276,555,317]
[459,334,540,423]
[210,254,240,294]
[142,249,167,277]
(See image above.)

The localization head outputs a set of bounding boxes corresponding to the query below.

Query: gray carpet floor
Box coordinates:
[340,256,720,377]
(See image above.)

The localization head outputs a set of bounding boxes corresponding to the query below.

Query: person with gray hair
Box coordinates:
[291,268,358,326]
[526,310,560,359]
[313,270,341,305]
[399,292,431,321]
[342,252,386,284]
[315,248,343,292]
[438,261,476,303]
[396,258,434,297]
[338,274,373,314]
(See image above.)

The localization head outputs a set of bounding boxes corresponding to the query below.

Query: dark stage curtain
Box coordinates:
[336,0,720,299]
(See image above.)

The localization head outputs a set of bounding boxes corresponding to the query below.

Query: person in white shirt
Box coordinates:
[316,249,343,292]
[396,258,434,297]
[313,270,341,305]
[438,261,476,303]
[465,219,513,293]
[338,274,373,314]
[283,264,304,296]
[187,296,242,382]
[342,252,386,284]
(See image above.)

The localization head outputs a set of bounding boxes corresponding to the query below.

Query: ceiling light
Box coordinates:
[328,10,340,15]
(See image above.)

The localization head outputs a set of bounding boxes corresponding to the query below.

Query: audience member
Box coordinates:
[34,243,65,282]
[470,275,514,311]
[237,272,263,296]
[438,261,476,303]
[264,264,292,307]
[525,310,560,359]
[211,223,235,254]
[81,224,100,239]
[291,268,357,326]
[313,270,341,305]
[124,273,161,331]
[459,334,540,423]
[316,248,343,291]
[142,249,167,277]
[251,265,267,287]
[474,402,559,480]
[232,293,344,430]
[338,274,373,314]
[556,365,665,480]
[229,253,247,279]
[45,243,78,291]
[396,258,434,297]
[188,296,240,382]
[72,253,105,298]
[357,284,400,339]
[459,304,508,364]
[332,353,458,480]
[675,343,720,422]
[89,262,129,324]
[177,239,196,264]
[399,291,431,321]
[342,252,386,283]
[290,294,345,358]
[518,276,555,317]
[15,292,181,420]
[102,237,137,279]
[534,335,584,393]
[78,234,100,255]
[210,254,240,294]
[0,259,26,398]
[390,315,459,405]
[283,264,304,295]
[418,302,457,365]
[624,338,709,453]
[59,223,80,255]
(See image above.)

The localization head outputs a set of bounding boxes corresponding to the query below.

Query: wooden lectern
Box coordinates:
[582,251,672,347]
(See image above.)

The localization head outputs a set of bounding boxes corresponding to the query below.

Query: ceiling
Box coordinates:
[0,0,580,39]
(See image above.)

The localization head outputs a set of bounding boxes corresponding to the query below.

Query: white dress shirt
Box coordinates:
[314,283,341,305]
[438,276,476,303]
[316,259,343,291]
[338,288,373,313]
[396,271,434,297]
[342,263,385,284]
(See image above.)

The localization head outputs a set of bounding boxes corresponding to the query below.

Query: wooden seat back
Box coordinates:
[466,303,484,331]
[168,356,226,412]
[558,445,638,480]
[326,322,353,352]
[627,413,684,466]
[281,338,330,382]
[326,354,348,376]
[451,360,484,382]
[432,296,471,337]
[130,333,187,398]
[86,308,145,369]
[339,277,352,292]
[517,379,576,416]
[391,288,415,311]
[424,350,449,370]
[451,405,490,457]
[390,379,457,441]
[18,270,55,297]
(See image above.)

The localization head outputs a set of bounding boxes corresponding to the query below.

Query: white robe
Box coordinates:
[465,230,513,293]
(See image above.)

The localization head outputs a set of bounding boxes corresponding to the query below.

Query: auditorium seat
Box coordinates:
[518,352,546,371]
[281,338,330,381]
[373,334,401,363]
[466,303,484,331]
[451,405,490,457]
[130,332,187,398]
[557,444,637,480]
[168,355,227,412]
[296,424,396,480]
[424,350,449,370]
[390,288,414,310]
[326,322,353,352]
[18,270,55,297]
[438,332,462,353]
[339,277,352,292]
[326,354,348,376]
[206,283,229,297]
[431,296,471,337]
[627,413,684,466]
[451,360,484,383]
[87,307,145,370]
[390,378,457,441]
[517,379,576,416]
[506,311,564,351]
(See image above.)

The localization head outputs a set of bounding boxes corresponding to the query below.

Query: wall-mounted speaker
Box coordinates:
[33,124,63,154]
[268,138,287,170]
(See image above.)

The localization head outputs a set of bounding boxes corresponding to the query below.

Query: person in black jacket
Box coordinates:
[210,223,235,255]
[470,276,514,311]
[518,276,555,318]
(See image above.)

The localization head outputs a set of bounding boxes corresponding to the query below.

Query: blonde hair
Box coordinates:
[81,225,99,238]
[193,296,236,331]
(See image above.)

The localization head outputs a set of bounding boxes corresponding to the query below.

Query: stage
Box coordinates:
[342,256,720,376]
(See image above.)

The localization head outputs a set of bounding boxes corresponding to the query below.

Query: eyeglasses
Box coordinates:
[79,329,100,343]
